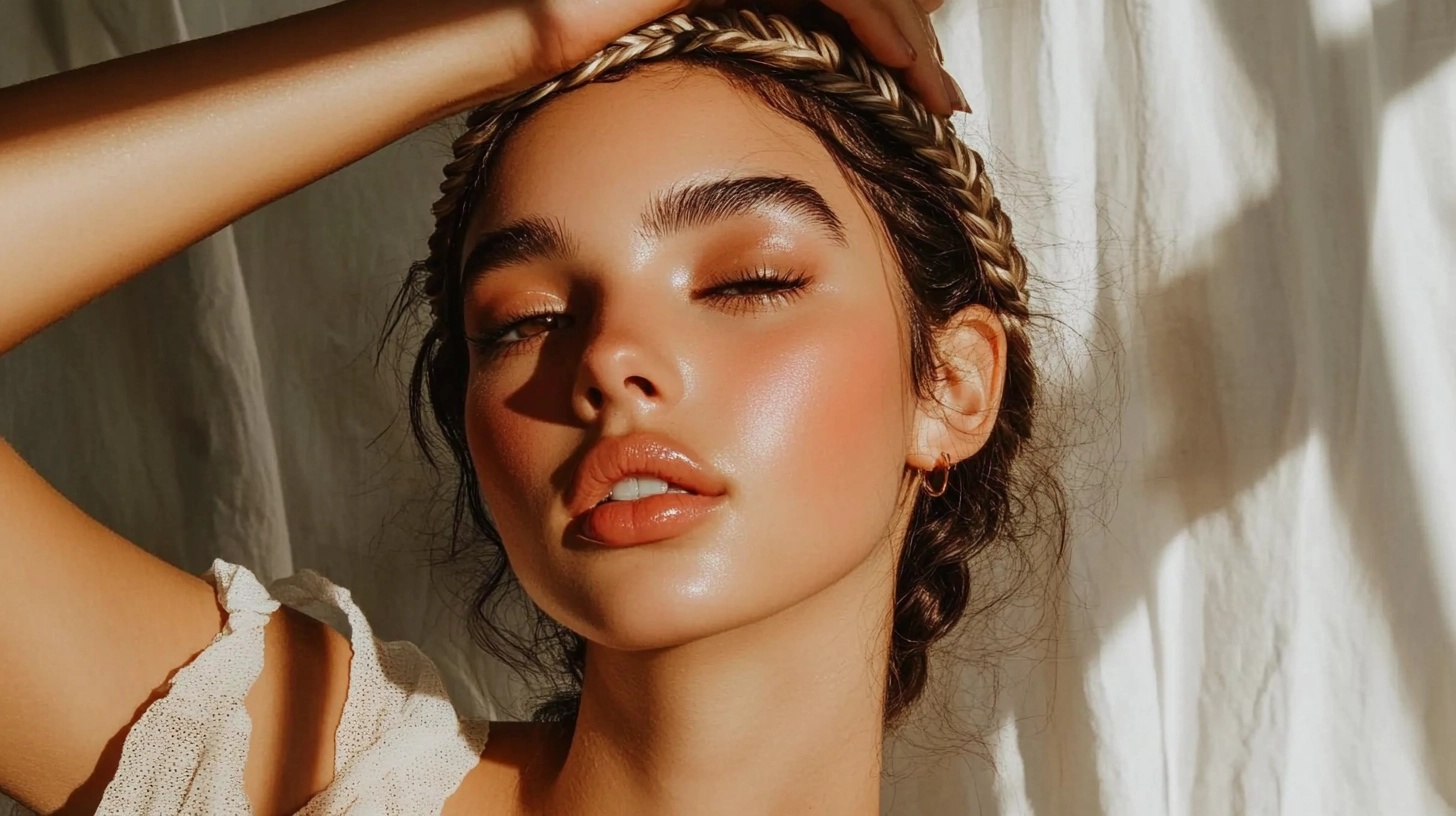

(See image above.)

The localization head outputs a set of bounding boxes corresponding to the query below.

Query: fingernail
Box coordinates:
[898,32,918,63]
[944,73,971,113]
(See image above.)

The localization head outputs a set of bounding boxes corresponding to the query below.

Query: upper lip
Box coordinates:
[567,430,727,517]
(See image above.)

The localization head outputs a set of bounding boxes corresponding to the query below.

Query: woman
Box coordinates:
[0,0,1056,813]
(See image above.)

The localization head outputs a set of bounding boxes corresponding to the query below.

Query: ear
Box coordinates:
[906,305,1008,471]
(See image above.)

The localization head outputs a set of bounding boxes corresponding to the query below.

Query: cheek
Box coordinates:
[719,301,910,538]
[463,374,560,544]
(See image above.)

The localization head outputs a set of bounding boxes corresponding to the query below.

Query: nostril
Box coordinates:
[626,375,656,397]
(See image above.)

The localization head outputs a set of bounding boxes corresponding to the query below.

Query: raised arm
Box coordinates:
[0,0,537,357]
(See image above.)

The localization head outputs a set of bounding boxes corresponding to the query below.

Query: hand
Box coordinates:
[516,0,698,84]
[695,0,968,116]
[811,0,969,115]
[520,0,967,116]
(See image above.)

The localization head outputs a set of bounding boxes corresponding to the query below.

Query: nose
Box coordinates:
[571,303,685,425]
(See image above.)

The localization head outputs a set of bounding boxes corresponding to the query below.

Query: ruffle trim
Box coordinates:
[96,559,491,815]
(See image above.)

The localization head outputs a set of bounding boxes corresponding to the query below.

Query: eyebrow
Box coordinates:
[459,174,848,290]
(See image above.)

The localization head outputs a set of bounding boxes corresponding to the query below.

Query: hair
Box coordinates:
[381,5,1067,740]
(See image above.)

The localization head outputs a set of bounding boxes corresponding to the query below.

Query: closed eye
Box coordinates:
[697,265,811,316]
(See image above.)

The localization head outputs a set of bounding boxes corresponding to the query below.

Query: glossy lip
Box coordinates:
[566,431,728,519]
[579,492,726,547]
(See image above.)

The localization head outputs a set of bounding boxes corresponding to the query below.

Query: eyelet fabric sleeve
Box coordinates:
[95,559,492,815]
[95,560,279,815]
[271,568,492,815]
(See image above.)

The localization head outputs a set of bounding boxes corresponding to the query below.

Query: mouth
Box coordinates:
[567,431,729,545]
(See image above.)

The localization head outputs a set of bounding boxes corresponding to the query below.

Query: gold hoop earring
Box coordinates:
[922,453,951,497]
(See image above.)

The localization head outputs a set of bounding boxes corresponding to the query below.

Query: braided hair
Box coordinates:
[383,6,1065,735]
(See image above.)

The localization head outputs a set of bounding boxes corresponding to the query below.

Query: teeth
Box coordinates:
[600,476,692,504]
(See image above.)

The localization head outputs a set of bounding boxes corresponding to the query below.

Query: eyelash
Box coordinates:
[466,264,812,357]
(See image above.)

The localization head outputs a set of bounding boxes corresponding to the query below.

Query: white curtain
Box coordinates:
[2,1,1452,814]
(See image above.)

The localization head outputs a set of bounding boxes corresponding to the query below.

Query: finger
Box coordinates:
[916,10,969,112]
[915,0,946,12]
[883,2,959,114]
[819,0,921,68]
[805,0,963,114]
[921,11,943,63]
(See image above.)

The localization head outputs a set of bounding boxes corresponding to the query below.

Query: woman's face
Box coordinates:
[460,64,921,650]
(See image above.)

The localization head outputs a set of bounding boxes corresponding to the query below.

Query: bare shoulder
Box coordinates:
[443,720,569,816]
[242,603,353,815]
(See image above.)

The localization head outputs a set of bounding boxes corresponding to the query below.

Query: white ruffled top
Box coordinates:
[93,559,492,815]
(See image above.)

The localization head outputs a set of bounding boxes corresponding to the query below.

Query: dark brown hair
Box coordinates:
[381,7,1067,738]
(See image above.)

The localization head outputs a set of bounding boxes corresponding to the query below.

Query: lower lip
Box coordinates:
[579,492,726,547]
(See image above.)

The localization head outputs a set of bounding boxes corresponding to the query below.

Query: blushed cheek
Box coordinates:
[721,310,909,533]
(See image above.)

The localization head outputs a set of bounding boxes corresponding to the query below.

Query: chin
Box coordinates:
[537,536,779,652]
[520,517,878,654]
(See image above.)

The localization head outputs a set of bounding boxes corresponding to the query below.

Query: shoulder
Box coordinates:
[96,558,498,814]
[444,721,570,816]
[243,601,353,812]
[262,567,569,814]
[255,564,501,812]
[93,559,353,814]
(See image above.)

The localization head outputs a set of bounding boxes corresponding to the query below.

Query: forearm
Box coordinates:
[0,0,531,355]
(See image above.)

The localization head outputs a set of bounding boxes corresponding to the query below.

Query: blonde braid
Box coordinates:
[422,8,1029,324]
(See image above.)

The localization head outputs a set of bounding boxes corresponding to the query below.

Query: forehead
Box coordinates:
[465,64,880,250]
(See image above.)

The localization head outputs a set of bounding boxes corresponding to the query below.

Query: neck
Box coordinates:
[526,538,898,816]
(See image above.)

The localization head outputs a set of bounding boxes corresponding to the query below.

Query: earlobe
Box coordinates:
[906,305,1007,470]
